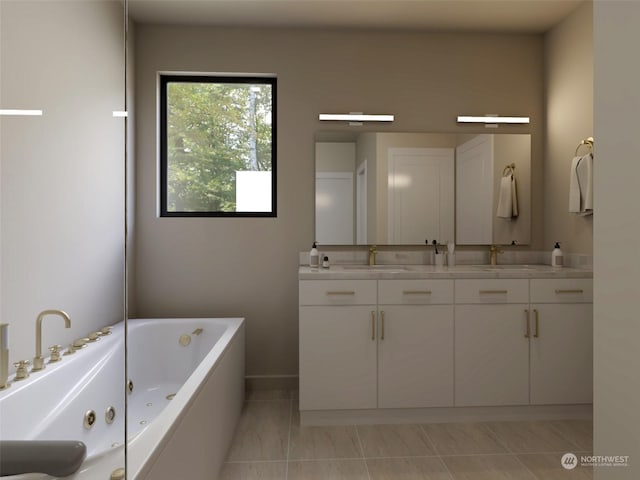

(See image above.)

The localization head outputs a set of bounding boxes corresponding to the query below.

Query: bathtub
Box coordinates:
[0,317,245,479]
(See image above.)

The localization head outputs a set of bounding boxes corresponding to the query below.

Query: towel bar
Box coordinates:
[502,163,516,176]
[575,137,594,156]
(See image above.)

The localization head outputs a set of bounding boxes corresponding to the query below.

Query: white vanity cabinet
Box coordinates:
[455,278,593,407]
[299,280,377,410]
[299,278,454,410]
[529,279,593,405]
[454,279,530,406]
[299,270,593,422]
[377,280,454,408]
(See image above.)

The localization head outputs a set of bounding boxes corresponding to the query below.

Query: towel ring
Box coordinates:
[502,163,515,176]
[575,137,594,156]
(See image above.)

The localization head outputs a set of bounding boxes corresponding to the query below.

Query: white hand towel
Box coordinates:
[577,153,593,215]
[511,175,519,217]
[497,176,513,218]
[569,156,582,213]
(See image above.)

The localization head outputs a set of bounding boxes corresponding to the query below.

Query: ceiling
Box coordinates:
[128,0,584,33]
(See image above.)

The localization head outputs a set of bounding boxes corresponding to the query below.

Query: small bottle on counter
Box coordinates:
[551,242,564,267]
[322,255,330,268]
[309,242,320,268]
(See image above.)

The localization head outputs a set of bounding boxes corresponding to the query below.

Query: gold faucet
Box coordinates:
[1,323,9,389]
[33,309,71,371]
[368,245,377,266]
[489,245,504,266]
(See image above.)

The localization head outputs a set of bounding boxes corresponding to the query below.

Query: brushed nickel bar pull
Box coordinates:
[403,290,432,295]
[326,291,356,295]
[533,309,539,338]
[524,309,530,338]
[555,289,584,294]
[371,311,376,341]
[381,310,385,340]
[479,290,508,294]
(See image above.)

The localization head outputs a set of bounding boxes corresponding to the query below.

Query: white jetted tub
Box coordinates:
[0,317,245,479]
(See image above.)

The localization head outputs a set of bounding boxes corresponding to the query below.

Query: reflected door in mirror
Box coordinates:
[387,148,454,244]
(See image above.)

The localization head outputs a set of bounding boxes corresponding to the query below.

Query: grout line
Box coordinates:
[483,422,515,454]
[436,456,457,480]
[224,459,288,464]
[284,397,293,480]
[512,453,540,480]
[418,424,440,456]
[354,426,372,480]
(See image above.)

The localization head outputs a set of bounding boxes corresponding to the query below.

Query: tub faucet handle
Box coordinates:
[64,343,77,355]
[48,345,63,363]
[72,338,88,349]
[13,360,31,380]
[88,332,101,342]
[100,326,113,335]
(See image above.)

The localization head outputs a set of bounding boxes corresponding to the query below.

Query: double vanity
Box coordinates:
[298,263,592,425]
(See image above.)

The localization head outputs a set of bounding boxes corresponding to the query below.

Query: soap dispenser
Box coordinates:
[551,242,564,267]
[309,242,320,268]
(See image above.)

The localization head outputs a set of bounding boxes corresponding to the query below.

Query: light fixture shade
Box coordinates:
[457,115,530,124]
[319,113,394,122]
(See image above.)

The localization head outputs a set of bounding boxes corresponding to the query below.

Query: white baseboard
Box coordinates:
[300,404,593,426]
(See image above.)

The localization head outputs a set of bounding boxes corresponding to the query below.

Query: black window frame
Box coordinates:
[159,74,277,217]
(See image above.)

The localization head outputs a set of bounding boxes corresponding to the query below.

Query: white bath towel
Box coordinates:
[577,153,593,215]
[569,156,582,213]
[511,175,519,217]
[497,175,518,218]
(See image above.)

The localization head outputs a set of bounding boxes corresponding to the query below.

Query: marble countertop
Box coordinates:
[299,264,593,280]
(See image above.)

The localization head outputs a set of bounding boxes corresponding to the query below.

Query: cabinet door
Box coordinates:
[300,306,377,410]
[530,304,593,404]
[378,305,454,408]
[455,305,529,406]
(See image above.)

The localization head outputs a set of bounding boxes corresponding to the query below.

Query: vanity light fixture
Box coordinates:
[457,115,530,124]
[319,113,395,123]
[0,109,43,116]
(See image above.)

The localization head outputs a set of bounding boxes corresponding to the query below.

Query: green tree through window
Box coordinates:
[160,75,276,216]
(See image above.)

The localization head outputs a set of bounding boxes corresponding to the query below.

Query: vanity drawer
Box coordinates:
[455,279,529,304]
[530,279,593,303]
[300,280,377,306]
[378,280,453,304]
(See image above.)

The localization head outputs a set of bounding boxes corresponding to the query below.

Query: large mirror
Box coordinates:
[315,132,531,246]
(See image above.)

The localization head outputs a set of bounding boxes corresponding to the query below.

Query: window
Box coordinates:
[160,75,276,217]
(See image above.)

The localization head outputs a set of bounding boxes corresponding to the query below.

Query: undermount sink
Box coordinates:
[341,265,410,271]
[475,264,538,271]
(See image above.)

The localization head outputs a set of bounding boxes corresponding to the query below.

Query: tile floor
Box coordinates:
[220,389,593,480]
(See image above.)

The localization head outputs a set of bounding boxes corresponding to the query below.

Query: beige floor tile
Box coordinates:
[287,459,369,480]
[357,424,437,458]
[225,400,291,461]
[422,422,509,455]
[517,453,593,479]
[484,421,582,453]
[549,420,593,451]
[218,462,286,480]
[367,456,453,480]
[289,410,362,459]
[443,455,537,480]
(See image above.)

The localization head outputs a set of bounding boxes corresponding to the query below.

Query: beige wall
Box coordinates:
[0,2,125,367]
[134,26,543,376]
[543,1,593,254]
[594,2,640,478]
